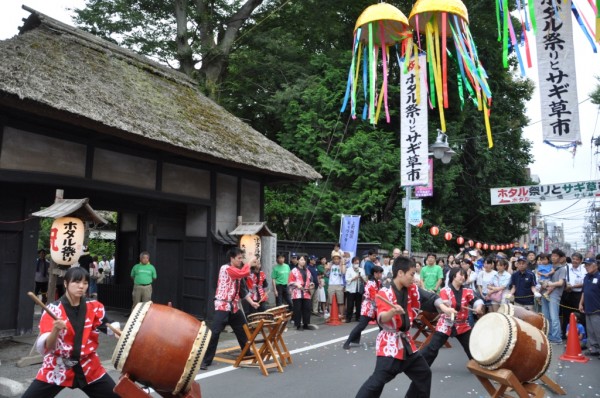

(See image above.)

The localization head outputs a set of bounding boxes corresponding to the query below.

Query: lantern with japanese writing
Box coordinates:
[240,234,261,262]
[457,236,464,245]
[430,226,440,236]
[444,232,453,241]
[408,0,493,147]
[50,217,85,266]
[341,2,412,124]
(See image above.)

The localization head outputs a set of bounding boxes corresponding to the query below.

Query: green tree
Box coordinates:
[74,0,267,99]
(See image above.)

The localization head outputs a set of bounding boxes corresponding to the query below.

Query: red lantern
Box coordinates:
[490,245,496,250]
[444,232,453,241]
[430,226,439,236]
[500,245,506,250]
[468,240,474,247]
[457,236,464,245]
[523,243,528,249]
[483,243,489,250]
[417,220,424,228]
[475,242,482,249]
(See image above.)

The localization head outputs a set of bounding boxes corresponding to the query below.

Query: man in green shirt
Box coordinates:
[421,253,443,292]
[272,254,292,310]
[130,251,157,310]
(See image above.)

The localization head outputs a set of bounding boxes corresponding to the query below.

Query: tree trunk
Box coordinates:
[173,0,195,77]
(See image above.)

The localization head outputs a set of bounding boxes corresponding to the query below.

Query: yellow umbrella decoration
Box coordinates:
[409,0,494,147]
[341,3,412,124]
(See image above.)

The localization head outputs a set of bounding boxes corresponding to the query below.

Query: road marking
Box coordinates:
[195,327,378,380]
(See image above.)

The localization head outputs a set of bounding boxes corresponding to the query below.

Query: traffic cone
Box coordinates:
[327,294,342,326]
[560,312,589,363]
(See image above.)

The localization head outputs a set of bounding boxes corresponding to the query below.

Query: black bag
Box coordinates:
[357,277,365,295]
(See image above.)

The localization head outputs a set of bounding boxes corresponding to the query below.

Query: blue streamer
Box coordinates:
[571,3,597,53]
[543,140,579,149]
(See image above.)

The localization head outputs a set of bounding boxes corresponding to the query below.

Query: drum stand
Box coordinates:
[466,360,565,398]
[114,373,202,398]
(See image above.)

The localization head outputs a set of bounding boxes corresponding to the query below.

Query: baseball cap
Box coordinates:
[290,252,298,258]
[583,257,596,265]
[516,256,526,262]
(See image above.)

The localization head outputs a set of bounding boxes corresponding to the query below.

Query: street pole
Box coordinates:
[405,186,412,254]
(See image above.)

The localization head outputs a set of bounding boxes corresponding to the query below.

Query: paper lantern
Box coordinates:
[408,0,493,147]
[50,217,85,266]
[341,3,412,124]
[490,245,496,251]
[500,244,506,250]
[456,236,464,245]
[475,242,482,249]
[468,239,474,247]
[483,243,489,250]
[444,232,453,241]
[523,243,528,249]
[240,234,262,262]
[430,226,440,236]
[417,220,424,228]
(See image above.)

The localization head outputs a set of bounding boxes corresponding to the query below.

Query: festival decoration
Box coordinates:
[50,217,85,266]
[430,226,440,236]
[341,3,412,124]
[475,242,482,249]
[457,236,465,245]
[408,0,493,147]
[444,232,453,240]
[490,245,496,251]
[500,244,506,250]
[468,239,474,247]
[483,243,489,250]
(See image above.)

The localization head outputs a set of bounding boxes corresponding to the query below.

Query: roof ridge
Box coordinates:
[20,5,198,89]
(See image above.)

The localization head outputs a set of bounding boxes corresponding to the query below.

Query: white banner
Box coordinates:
[401,54,429,186]
[535,0,581,142]
[490,180,600,205]
[339,215,361,259]
[408,199,422,226]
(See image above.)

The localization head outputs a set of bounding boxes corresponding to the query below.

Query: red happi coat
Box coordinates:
[360,279,382,318]
[36,300,107,386]
[288,267,312,299]
[214,263,251,312]
[435,286,475,336]
[375,284,421,360]
[246,271,269,303]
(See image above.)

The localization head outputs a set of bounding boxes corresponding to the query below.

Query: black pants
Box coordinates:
[275,284,293,310]
[346,292,363,321]
[22,373,119,398]
[293,298,311,328]
[420,330,472,366]
[202,310,248,365]
[34,282,48,303]
[356,352,431,398]
[346,315,373,345]
[560,291,583,338]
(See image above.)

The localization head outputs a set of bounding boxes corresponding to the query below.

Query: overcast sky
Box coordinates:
[1,1,598,250]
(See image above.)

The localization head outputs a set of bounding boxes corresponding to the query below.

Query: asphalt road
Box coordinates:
[1,316,599,397]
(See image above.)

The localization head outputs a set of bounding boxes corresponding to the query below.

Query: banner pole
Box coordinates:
[405,186,412,254]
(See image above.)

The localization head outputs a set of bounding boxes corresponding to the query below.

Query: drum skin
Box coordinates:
[498,303,549,335]
[470,313,551,383]
[266,305,290,318]
[112,302,210,394]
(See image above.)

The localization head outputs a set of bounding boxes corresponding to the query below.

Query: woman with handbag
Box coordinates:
[344,257,366,322]
[487,258,512,311]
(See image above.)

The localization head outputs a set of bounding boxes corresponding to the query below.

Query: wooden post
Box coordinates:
[45,189,64,303]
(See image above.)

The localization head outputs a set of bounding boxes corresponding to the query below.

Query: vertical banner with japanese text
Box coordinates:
[401,54,429,186]
[339,215,361,259]
[408,199,422,226]
[535,0,581,142]
[415,158,434,197]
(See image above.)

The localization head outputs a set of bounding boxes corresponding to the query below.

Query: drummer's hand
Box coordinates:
[388,304,405,316]
[443,308,457,318]
[251,301,260,309]
[52,319,67,332]
[474,305,484,315]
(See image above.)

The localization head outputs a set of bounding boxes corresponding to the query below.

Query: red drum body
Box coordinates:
[112,302,211,394]
[498,303,549,335]
[470,313,551,383]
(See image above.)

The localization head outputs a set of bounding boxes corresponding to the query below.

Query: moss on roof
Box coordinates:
[0,8,321,181]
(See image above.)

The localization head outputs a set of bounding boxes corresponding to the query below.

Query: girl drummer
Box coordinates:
[419,267,484,367]
[288,254,314,330]
[22,267,120,398]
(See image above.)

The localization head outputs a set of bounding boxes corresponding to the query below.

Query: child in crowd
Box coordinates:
[317,272,328,316]
[565,313,587,349]
[536,253,554,299]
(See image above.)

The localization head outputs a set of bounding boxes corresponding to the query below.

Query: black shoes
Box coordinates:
[343,342,350,350]
[200,362,208,370]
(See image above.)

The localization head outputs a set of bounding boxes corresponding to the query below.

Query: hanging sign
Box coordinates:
[408,199,422,226]
[339,215,361,260]
[415,158,434,197]
[400,54,429,187]
[535,0,581,143]
[490,180,600,205]
[50,217,84,265]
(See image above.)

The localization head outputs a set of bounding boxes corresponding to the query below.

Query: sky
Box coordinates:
[1,1,598,250]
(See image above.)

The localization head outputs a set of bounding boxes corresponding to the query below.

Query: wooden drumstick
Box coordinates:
[105,322,122,337]
[375,295,406,315]
[27,291,58,321]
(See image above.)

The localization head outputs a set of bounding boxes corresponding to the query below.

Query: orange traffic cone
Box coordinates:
[327,294,342,326]
[560,312,589,363]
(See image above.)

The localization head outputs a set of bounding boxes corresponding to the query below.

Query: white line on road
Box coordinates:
[195,327,378,380]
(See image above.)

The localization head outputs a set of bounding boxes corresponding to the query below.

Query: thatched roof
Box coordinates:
[0,7,321,182]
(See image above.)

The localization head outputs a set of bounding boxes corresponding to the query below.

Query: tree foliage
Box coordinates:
[74,0,536,252]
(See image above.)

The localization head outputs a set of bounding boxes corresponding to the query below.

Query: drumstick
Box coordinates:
[375,294,395,307]
[105,322,122,337]
[27,292,58,321]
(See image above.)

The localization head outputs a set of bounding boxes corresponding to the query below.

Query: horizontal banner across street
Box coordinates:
[490,180,600,205]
